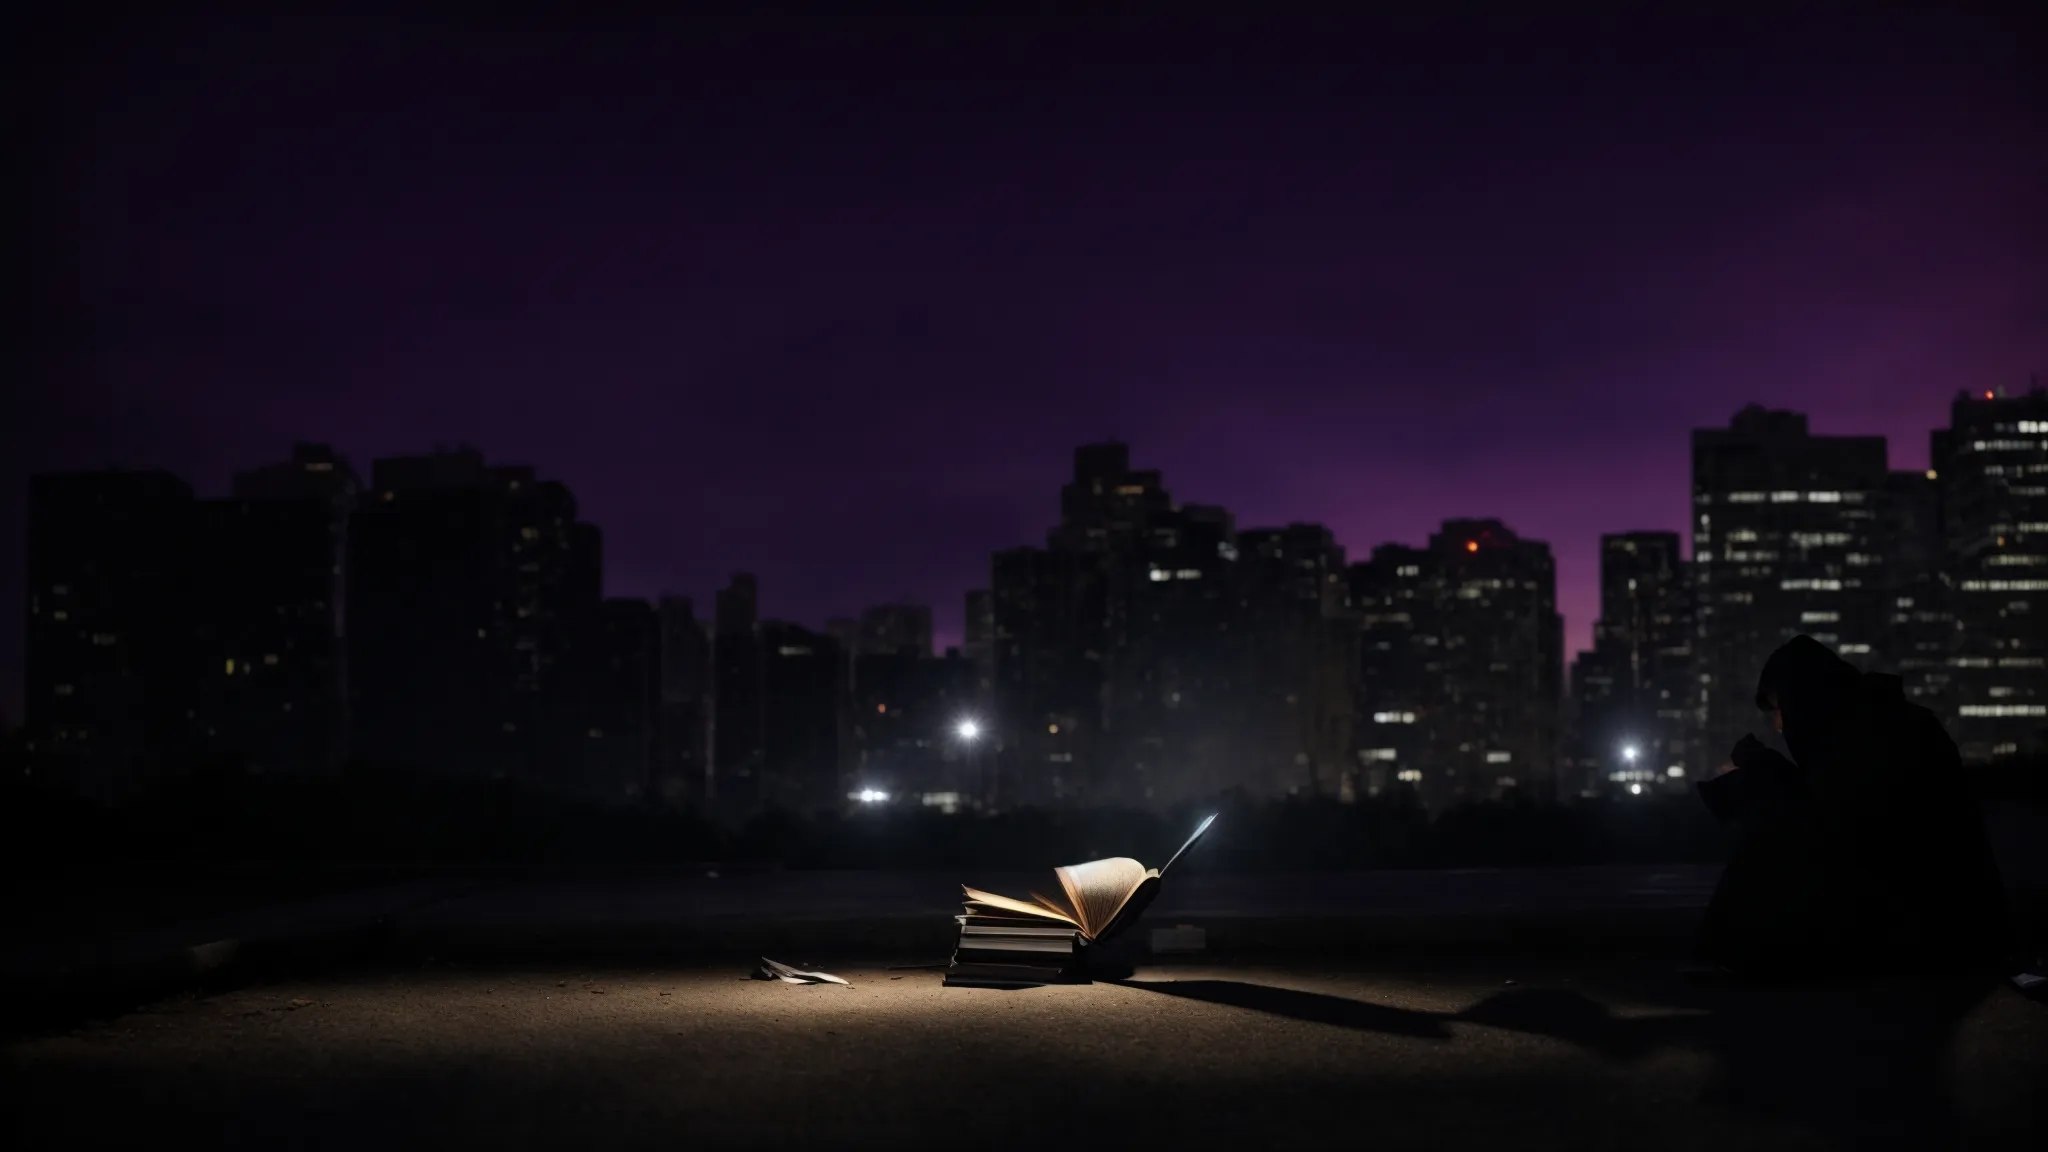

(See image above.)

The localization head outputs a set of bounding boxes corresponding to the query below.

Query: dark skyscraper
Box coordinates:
[24,472,197,804]
[347,448,597,790]
[186,496,349,778]
[712,573,765,811]
[1350,544,1434,800]
[656,595,712,806]
[1568,532,1692,795]
[1935,386,2048,761]
[1692,407,1890,770]
[1350,521,1561,810]
[1232,523,1358,801]
[576,597,659,805]
[962,588,995,701]
[759,619,846,813]
[1422,520,1563,808]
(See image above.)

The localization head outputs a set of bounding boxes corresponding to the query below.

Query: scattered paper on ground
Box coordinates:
[755,957,851,986]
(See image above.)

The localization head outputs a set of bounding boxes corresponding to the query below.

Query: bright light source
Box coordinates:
[956,720,980,741]
[1465,541,1478,553]
[856,789,889,803]
[1622,744,1639,763]
[1629,784,1643,795]
[1667,765,1686,778]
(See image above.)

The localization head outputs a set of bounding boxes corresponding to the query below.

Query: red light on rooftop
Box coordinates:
[876,703,887,714]
[1986,391,1996,399]
[1465,541,1478,553]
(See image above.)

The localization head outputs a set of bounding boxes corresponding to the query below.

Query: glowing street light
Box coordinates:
[856,789,889,803]
[1621,744,1639,763]
[956,719,981,741]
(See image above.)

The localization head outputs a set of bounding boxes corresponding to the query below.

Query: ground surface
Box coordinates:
[8,958,2042,1150]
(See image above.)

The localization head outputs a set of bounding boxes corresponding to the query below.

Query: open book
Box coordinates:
[961,813,1216,944]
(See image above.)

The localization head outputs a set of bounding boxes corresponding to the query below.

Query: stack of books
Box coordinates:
[942,814,1216,988]
[943,911,1086,988]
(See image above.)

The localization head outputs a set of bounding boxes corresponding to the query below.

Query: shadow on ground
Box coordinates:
[1117,972,2004,1150]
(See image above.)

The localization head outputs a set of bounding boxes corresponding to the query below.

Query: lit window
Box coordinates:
[225,658,236,674]
[1148,568,1170,582]
[1175,569,1203,580]
[1667,766,1686,778]
[1800,611,1839,623]
[1396,769,1422,783]
[1363,748,1397,761]
[263,653,279,665]
[1485,751,1511,763]
[52,610,68,622]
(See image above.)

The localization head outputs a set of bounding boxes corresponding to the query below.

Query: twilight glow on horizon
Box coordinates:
[9,5,2043,717]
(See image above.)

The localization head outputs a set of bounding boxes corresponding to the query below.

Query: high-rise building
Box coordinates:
[205,438,362,770]
[24,471,198,804]
[1423,520,1563,808]
[656,595,712,807]
[713,573,765,811]
[1568,532,1692,795]
[577,597,660,805]
[1349,522,1560,810]
[186,496,349,778]
[1692,407,1890,770]
[1232,523,1358,801]
[856,603,933,658]
[990,545,1106,807]
[1878,469,1955,713]
[1349,544,1435,800]
[347,448,597,790]
[963,588,995,701]
[1934,386,2048,761]
[760,620,846,813]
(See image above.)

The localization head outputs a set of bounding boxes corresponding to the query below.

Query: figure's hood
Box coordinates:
[1754,634,1864,770]
[1754,634,1862,711]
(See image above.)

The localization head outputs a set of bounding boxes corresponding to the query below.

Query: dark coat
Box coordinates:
[1695,635,2006,975]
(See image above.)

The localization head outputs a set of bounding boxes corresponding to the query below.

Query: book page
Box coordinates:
[961,886,1082,930]
[1054,857,1149,939]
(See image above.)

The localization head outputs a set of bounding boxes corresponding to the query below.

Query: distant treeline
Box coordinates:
[4,757,2040,874]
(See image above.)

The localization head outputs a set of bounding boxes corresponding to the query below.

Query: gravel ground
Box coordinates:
[6,960,2042,1150]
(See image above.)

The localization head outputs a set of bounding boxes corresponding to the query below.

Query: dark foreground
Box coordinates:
[7,958,2042,1150]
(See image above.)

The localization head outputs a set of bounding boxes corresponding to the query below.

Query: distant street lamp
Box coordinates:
[1621,744,1639,763]
[956,719,981,741]
[955,718,987,809]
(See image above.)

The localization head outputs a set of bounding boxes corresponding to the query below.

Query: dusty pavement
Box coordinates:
[6,959,2043,1150]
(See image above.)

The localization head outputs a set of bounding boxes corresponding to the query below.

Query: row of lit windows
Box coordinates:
[1373,711,1418,724]
[1781,579,1843,590]
[1959,579,2048,591]
[1957,704,2048,717]
[1714,490,1861,504]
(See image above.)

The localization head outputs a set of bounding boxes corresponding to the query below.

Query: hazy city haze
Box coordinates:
[12,4,2043,719]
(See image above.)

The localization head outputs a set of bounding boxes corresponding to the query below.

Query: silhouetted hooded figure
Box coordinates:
[1694,635,2005,977]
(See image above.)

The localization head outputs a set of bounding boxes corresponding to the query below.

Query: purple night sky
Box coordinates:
[11,5,2044,721]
